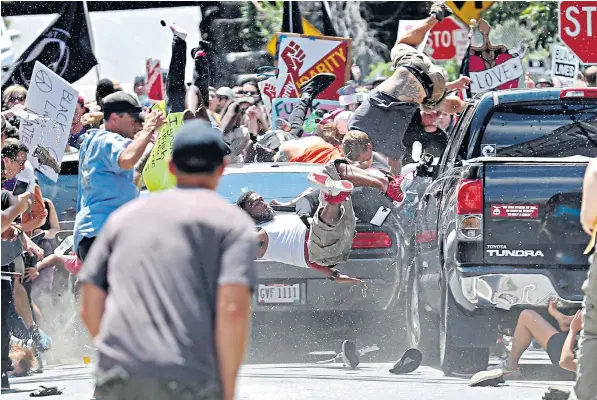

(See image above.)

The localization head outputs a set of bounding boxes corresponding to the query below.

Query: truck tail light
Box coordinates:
[560,88,597,99]
[352,232,392,249]
[457,179,483,241]
[457,179,483,215]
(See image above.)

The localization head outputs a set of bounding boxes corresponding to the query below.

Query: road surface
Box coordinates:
[3,354,574,399]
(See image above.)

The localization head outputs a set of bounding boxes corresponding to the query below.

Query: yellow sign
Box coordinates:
[266,18,323,55]
[142,102,184,192]
[446,1,495,24]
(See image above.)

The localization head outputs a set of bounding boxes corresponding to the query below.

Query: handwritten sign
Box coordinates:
[551,45,579,87]
[18,61,78,182]
[142,101,184,192]
[271,98,342,126]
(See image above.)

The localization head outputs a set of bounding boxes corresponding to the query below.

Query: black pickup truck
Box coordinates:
[399,87,597,375]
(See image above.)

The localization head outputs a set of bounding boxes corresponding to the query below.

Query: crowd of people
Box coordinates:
[1,1,597,399]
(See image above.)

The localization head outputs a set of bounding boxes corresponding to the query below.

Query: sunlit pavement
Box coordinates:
[2,355,573,400]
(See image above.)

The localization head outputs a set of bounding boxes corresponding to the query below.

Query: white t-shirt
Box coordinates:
[15,161,36,193]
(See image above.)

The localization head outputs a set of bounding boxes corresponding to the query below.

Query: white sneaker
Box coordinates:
[341,340,360,369]
[308,172,353,196]
[168,21,187,40]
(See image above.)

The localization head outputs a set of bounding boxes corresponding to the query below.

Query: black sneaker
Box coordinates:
[468,369,505,387]
[389,348,422,375]
[1,372,9,390]
[430,1,453,21]
[341,340,360,369]
[299,73,336,99]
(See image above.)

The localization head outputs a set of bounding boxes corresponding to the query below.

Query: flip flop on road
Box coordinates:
[389,348,422,375]
[468,369,505,387]
[30,386,63,397]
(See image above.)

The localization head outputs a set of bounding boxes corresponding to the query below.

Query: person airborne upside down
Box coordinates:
[237,158,410,284]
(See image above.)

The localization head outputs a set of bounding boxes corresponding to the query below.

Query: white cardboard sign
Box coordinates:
[551,45,579,87]
[18,61,78,182]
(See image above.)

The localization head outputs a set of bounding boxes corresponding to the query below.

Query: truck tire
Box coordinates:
[439,273,489,375]
[406,263,440,365]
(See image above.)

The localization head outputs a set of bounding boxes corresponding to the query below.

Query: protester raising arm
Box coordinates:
[118,110,165,170]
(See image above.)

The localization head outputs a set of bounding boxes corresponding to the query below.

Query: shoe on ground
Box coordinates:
[488,359,521,379]
[308,172,353,197]
[430,1,453,21]
[341,340,360,369]
[389,348,422,375]
[299,73,336,99]
[468,369,505,387]
[543,386,571,400]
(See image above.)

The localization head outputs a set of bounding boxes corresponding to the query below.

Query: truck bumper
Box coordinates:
[453,266,586,311]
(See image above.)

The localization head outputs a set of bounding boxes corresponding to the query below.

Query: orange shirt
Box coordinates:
[290,143,343,164]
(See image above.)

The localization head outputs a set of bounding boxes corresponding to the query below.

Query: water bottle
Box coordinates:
[54,235,74,256]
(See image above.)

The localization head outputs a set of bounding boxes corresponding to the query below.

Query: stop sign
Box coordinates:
[426,17,468,61]
[559,1,597,64]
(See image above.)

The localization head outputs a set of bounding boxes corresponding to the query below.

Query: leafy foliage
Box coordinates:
[482,2,558,50]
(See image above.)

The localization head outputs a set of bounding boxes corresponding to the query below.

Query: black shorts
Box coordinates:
[546,332,567,365]
[348,90,418,160]
[78,236,97,262]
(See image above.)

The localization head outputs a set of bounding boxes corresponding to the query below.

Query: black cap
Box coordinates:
[102,92,145,122]
[172,119,231,174]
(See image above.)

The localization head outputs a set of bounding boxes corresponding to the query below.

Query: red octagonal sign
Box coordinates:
[559,1,597,64]
[426,17,467,61]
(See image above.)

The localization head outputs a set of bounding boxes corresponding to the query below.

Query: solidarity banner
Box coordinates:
[18,61,78,182]
[142,101,184,192]
[274,33,351,100]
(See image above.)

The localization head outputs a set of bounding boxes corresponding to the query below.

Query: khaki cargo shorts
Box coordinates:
[391,43,448,107]
[307,159,356,267]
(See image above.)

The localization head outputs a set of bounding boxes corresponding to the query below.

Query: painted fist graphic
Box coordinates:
[281,41,306,73]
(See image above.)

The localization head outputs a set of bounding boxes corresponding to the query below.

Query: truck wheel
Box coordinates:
[406,266,439,365]
[439,278,489,375]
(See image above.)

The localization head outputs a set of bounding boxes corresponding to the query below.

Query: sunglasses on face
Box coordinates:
[8,96,25,103]
[9,158,26,166]
[244,91,258,96]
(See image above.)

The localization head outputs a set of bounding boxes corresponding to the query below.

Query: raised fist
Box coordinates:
[281,41,306,73]
[262,83,276,100]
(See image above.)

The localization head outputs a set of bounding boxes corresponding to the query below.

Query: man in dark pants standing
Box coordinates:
[1,186,31,390]
[79,120,257,400]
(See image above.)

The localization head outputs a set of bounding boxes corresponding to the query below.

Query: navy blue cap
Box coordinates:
[172,119,231,173]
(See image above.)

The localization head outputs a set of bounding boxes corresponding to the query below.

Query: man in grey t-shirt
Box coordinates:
[79,120,257,400]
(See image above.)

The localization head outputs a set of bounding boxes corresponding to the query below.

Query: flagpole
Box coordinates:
[82,0,100,83]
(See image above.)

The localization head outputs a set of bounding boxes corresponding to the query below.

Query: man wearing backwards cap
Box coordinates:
[80,120,256,400]
[349,1,470,175]
[74,92,165,262]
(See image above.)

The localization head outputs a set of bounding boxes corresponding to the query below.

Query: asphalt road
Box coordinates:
[2,353,574,400]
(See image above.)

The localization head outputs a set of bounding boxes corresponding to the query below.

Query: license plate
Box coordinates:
[257,283,301,304]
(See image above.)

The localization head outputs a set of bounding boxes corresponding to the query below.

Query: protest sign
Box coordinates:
[274,33,351,100]
[551,45,579,87]
[146,58,164,101]
[468,20,525,94]
[142,101,184,192]
[18,61,78,182]
[271,98,342,127]
[258,76,277,117]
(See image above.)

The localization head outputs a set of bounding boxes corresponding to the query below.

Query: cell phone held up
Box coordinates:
[12,179,30,196]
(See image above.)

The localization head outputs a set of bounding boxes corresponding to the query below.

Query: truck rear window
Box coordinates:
[481,103,597,157]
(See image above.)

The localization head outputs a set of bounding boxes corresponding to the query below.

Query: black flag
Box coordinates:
[2,2,97,91]
[458,43,472,99]
[281,1,304,34]
[321,1,337,37]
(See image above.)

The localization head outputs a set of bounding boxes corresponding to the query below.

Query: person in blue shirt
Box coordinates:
[74,92,165,261]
